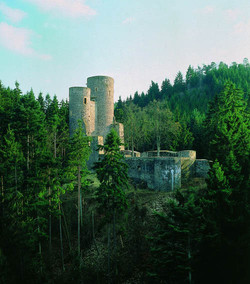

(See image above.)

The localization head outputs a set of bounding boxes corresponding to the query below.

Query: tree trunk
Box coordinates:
[188,234,192,284]
[61,204,72,252]
[27,134,30,170]
[48,170,52,254]
[113,208,116,251]
[14,163,17,192]
[108,224,111,284]
[113,209,117,282]
[58,196,65,271]
[80,187,83,227]
[131,136,134,157]
[1,175,3,198]
[156,135,160,157]
[38,217,42,274]
[92,211,99,255]
[54,132,57,159]
[78,164,81,257]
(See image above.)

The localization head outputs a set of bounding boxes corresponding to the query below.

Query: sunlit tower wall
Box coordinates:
[69,86,92,136]
[87,76,114,138]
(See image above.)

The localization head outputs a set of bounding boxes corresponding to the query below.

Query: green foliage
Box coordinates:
[0,81,71,282]
[68,120,91,170]
[0,59,249,282]
[205,82,249,188]
[147,189,202,283]
[95,128,128,218]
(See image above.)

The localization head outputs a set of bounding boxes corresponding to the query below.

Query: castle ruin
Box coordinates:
[69,76,124,141]
[69,76,210,191]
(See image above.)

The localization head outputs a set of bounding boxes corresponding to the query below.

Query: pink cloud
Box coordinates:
[0,22,51,60]
[233,20,250,35]
[25,0,96,17]
[224,9,240,21]
[0,2,26,23]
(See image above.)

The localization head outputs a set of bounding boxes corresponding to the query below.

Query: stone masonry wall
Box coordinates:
[190,159,211,178]
[125,157,181,191]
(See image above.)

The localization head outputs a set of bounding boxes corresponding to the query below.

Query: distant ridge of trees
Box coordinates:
[115,59,250,157]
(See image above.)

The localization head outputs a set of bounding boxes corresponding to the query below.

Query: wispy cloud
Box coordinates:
[200,5,215,14]
[224,9,240,21]
[122,17,134,24]
[25,0,96,17]
[0,22,51,60]
[233,20,250,35]
[0,2,26,23]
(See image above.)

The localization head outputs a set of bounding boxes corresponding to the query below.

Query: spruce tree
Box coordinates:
[205,82,249,188]
[95,128,128,219]
[95,128,128,280]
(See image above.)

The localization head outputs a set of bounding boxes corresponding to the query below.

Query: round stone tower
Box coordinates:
[69,86,91,136]
[87,76,114,138]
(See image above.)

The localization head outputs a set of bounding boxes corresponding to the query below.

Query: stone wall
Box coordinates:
[178,150,196,159]
[122,150,141,157]
[141,150,178,158]
[125,157,181,191]
[114,122,125,151]
[190,159,211,178]
[89,100,96,135]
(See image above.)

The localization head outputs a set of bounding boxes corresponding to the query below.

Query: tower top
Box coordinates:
[87,75,114,82]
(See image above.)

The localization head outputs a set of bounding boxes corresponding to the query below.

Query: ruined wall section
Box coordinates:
[87,76,114,139]
[114,122,125,151]
[88,136,104,169]
[190,159,211,178]
[126,157,181,191]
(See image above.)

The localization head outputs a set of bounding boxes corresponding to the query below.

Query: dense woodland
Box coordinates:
[0,60,249,283]
[115,59,250,157]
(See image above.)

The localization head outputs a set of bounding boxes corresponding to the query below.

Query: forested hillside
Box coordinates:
[0,59,249,283]
[115,59,250,157]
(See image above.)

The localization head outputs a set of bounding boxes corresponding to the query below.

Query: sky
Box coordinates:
[0,0,249,102]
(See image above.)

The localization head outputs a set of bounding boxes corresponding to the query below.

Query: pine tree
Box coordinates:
[147,189,202,284]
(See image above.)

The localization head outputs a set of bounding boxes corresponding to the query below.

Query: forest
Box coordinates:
[0,59,249,283]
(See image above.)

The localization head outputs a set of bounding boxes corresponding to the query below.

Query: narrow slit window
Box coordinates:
[84,98,87,104]
[109,90,111,96]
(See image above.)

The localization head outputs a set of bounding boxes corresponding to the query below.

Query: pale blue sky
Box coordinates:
[0,0,249,101]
